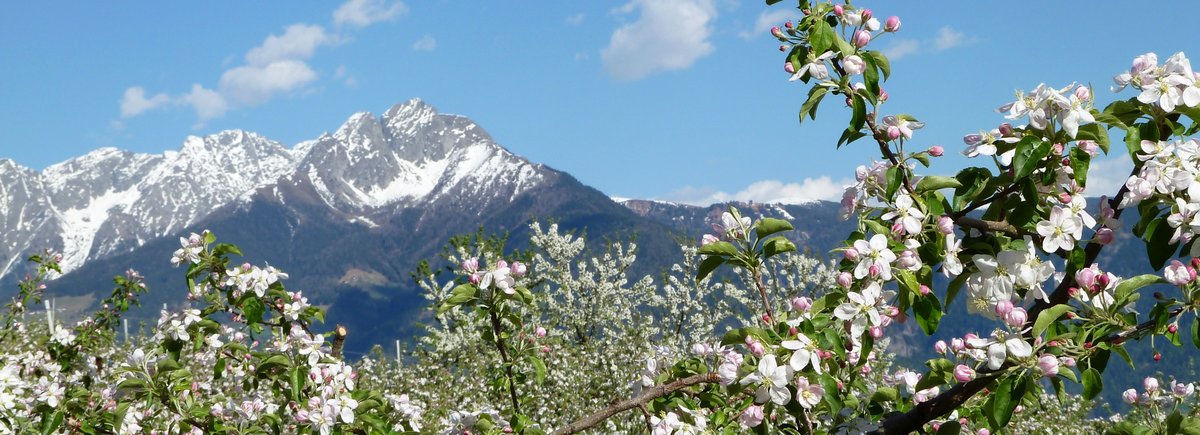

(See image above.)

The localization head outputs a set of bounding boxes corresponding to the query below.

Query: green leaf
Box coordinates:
[799,86,829,124]
[809,20,834,54]
[1192,316,1200,349]
[257,354,291,374]
[953,167,993,210]
[762,237,797,259]
[530,355,547,385]
[765,0,784,4]
[916,175,962,192]
[755,218,794,239]
[912,294,942,335]
[720,327,771,346]
[987,376,1017,428]
[696,256,725,282]
[1070,146,1092,187]
[698,241,739,257]
[39,410,63,435]
[1169,411,1184,435]
[869,387,898,403]
[935,420,961,435]
[865,50,890,80]
[1075,123,1111,154]
[862,53,881,97]
[1082,367,1103,400]
[1113,274,1167,302]
[1105,421,1152,435]
[1033,304,1073,338]
[885,165,901,200]
[1013,137,1052,180]
[439,284,480,314]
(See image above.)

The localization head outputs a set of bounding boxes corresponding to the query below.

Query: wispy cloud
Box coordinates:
[880,25,975,61]
[740,9,798,40]
[566,12,585,25]
[1082,153,1134,197]
[333,0,408,28]
[411,34,437,52]
[118,0,403,127]
[660,177,850,205]
[601,0,717,81]
[119,87,170,118]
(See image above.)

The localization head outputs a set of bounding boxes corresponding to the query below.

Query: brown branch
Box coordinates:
[955,216,1024,238]
[552,373,719,435]
[330,324,347,360]
[752,266,775,324]
[489,309,522,415]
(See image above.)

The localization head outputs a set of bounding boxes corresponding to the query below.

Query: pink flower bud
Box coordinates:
[784,61,796,74]
[461,257,479,273]
[1145,377,1160,393]
[870,326,883,339]
[701,234,719,246]
[1074,85,1091,101]
[885,16,901,32]
[541,345,550,353]
[1096,227,1115,245]
[853,30,871,48]
[887,126,902,140]
[1097,273,1111,288]
[748,340,766,357]
[934,340,947,354]
[837,272,853,288]
[833,5,844,16]
[994,300,1014,317]
[891,221,905,235]
[936,215,954,235]
[879,88,889,102]
[978,429,991,435]
[869,264,881,277]
[784,21,793,29]
[928,145,944,157]
[1037,354,1059,377]
[998,123,1014,136]
[1005,307,1028,327]
[535,326,546,338]
[789,326,798,336]
[919,284,931,296]
[860,9,872,20]
[1057,192,1072,204]
[951,338,965,352]
[1062,357,1076,367]
[1122,388,1139,404]
[898,250,920,270]
[791,296,813,312]
[771,26,784,39]
[1052,143,1064,156]
[954,364,975,382]
[779,44,788,52]
[740,405,765,427]
[496,259,508,270]
[843,247,860,261]
[469,272,482,285]
[511,261,527,277]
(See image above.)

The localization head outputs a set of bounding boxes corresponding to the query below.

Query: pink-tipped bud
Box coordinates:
[1192,257,1200,270]
[1145,377,1160,392]
[1074,86,1091,101]
[541,345,550,354]
[511,261,527,277]
[789,326,798,336]
[843,247,860,261]
[879,88,889,102]
[870,326,883,339]
[535,326,546,338]
[853,30,871,48]
[1005,307,1028,328]
[860,9,872,20]
[469,272,482,285]
[1052,143,1064,156]
[937,215,954,234]
[701,234,719,246]
[891,221,905,235]
[461,257,479,273]
[1169,324,1179,334]
[885,16,901,32]
[779,44,788,52]
[1097,273,1111,288]
[791,296,813,312]
[935,340,947,354]
[1058,192,1072,204]
[784,21,793,29]
[887,126,902,140]
[784,61,796,74]
[1063,357,1076,367]
[837,272,853,288]
[994,300,1014,317]
[919,284,931,296]
[928,145,944,157]
[762,313,772,324]
[998,123,1014,136]
[495,259,508,270]
[954,364,975,382]
[1096,227,1115,245]
[978,429,991,435]
[771,26,784,39]
[1037,354,1059,377]
[833,4,844,16]
[950,338,965,352]
[748,340,766,357]
[869,264,881,277]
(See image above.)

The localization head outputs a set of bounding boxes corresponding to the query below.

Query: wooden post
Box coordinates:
[395,339,401,362]
[43,300,52,331]
[123,319,129,343]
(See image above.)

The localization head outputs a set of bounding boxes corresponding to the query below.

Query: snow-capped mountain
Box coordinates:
[0,99,553,283]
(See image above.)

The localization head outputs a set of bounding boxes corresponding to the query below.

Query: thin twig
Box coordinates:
[552,373,719,435]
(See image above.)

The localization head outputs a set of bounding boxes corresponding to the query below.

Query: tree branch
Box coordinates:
[552,373,719,435]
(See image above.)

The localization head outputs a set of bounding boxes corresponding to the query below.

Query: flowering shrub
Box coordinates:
[8,0,1200,433]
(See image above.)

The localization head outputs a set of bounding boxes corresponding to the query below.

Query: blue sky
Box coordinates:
[2,1,1199,204]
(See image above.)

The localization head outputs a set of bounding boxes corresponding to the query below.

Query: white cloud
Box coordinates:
[882,39,920,61]
[878,26,973,61]
[245,24,332,66]
[1082,153,1134,197]
[661,178,850,206]
[120,87,170,118]
[181,84,229,126]
[335,65,357,86]
[740,9,797,40]
[601,0,717,81]
[934,26,973,51]
[566,13,585,25]
[218,60,319,106]
[411,34,437,51]
[334,0,407,28]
